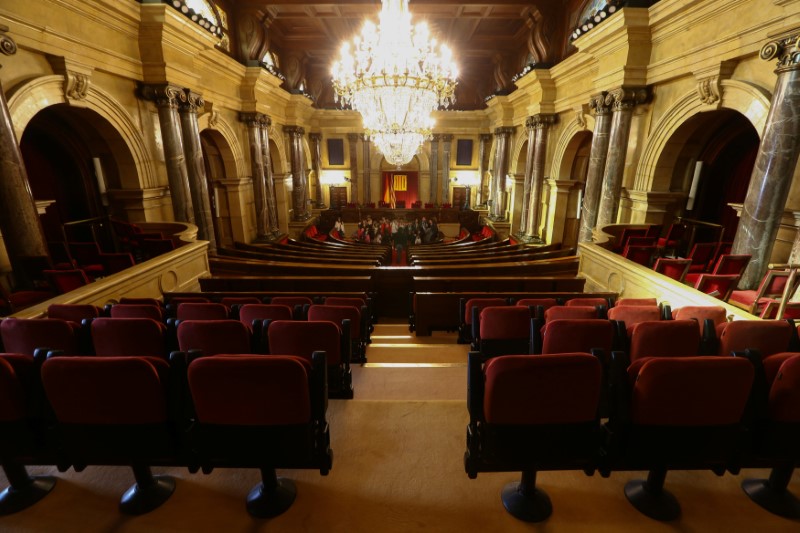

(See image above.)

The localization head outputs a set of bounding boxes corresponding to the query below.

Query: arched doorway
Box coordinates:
[563,132,592,247]
[200,129,227,244]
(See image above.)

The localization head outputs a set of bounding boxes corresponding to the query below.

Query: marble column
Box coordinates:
[240,112,270,239]
[347,134,360,204]
[284,126,310,220]
[595,87,648,230]
[179,90,216,252]
[525,114,557,241]
[259,120,280,234]
[0,28,49,284]
[309,133,324,208]
[139,83,194,223]
[490,127,514,220]
[578,93,612,242]
[362,135,371,203]
[476,134,491,206]
[429,135,439,204]
[733,33,800,288]
[519,120,535,235]
[441,134,453,204]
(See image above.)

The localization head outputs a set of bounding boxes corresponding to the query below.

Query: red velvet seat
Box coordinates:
[607,305,661,330]
[613,228,647,253]
[109,304,163,322]
[653,257,691,282]
[684,242,718,274]
[91,318,167,358]
[477,306,533,359]
[47,304,101,325]
[119,297,162,307]
[671,305,728,353]
[44,269,91,294]
[99,252,136,275]
[515,298,558,310]
[459,298,508,345]
[0,285,54,315]
[608,355,754,520]
[544,305,599,322]
[538,319,614,357]
[622,245,656,268]
[627,320,702,362]
[41,356,176,515]
[656,223,686,252]
[0,318,79,356]
[239,304,294,326]
[758,300,800,320]
[716,320,795,358]
[220,297,261,307]
[177,320,252,356]
[692,273,740,300]
[617,298,658,307]
[685,254,751,285]
[186,353,332,517]
[308,304,367,363]
[564,297,609,308]
[176,302,229,321]
[267,320,352,399]
[464,352,603,522]
[729,270,800,316]
[66,242,105,279]
[270,297,313,320]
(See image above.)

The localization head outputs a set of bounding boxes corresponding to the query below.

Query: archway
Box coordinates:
[200,129,232,245]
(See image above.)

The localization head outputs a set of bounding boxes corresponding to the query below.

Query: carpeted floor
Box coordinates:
[1,320,798,532]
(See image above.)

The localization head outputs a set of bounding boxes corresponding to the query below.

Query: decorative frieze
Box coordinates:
[760,32,800,73]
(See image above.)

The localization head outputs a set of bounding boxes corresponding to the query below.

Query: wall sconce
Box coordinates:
[453,171,480,210]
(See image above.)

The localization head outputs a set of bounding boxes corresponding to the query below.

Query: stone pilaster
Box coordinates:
[579,92,612,242]
[476,134,492,206]
[429,135,439,204]
[490,127,514,220]
[733,33,800,287]
[258,119,279,235]
[309,133,324,208]
[362,135,371,203]
[284,126,310,220]
[441,134,453,204]
[348,133,360,204]
[595,86,649,229]
[525,114,557,241]
[519,120,535,234]
[179,90,216,252]
[240,112,270,238]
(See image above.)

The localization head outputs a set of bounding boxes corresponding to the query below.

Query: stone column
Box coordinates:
[284,126,310,221]
[179,90,216,252]
[578,92,612,242]
[362,135,371,203]
[348,133,360,204]
[733,33,800,288]
[259,120,280,234]
[490,127,514,220]
[139,83,194,223]
[441,134,453,204]
[595,87,648,230]
[429,135,439,204]
[0,27,49,284]
[518,120,535,234]
[476,134,491,206]
[240,112,270,239]
[525,114,557,241]
[309,133,324,208]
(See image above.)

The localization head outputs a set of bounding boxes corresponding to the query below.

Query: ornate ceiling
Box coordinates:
[221,1,586,110]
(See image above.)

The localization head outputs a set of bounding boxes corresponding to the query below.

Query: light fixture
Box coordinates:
[331,0,458,167]
[453,171,480,210]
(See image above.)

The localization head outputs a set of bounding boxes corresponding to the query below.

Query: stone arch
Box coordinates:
[552,114,596,180]
[634,80,771,192]
[198,112,246,179]
[7,75,157,189]
[508,128,528,176]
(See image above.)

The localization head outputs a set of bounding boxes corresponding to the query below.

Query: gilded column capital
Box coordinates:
[494,126,515,136]
[138,83,187,108]
[760,33,800,73]
[479,133,493,143]
[0,24,17,62]
[430,134,441,143]
[347,133,360,142]
[180,90,205,113]
[238,112,270,127]
[589,92,611,116]
[605,86,649,111]
[283,125,305,137]
[527,114,558,130]
[309,132,323,142]
[441,134,454,143]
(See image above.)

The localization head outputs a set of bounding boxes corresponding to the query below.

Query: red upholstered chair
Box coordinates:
[758,300,800,320]
[538,319,615,358]
[607,305,662,331]
[267,320,352,398]
[0,318,80,357]
[270,296,313,320]
[729,270,800,316]
[645,224,663,240]
[220,297,261,307]
[544,306,600,322]
[177,320,252,356]
[692,273,740,300]
[119,297,162,307]
[0,285,54,315]
[515,298,558,320]
[740,353,800,518]
[565,297,610,309]
[308,304,367,363]
[239,304,294,353]
[617,298,658,307]
[185,353,332,517]
[459,298,508,344]
[0,356,56,514]
[176,302,229,321]
[99,252,136,275]
[464,352,604,522]
[671,305,728,353]
[685,254,751,285]
[716,320,795,358]
[627,320,702,362]
[622,245,657,268]
[47,304,101,325]
[613,228,647,253]
[684,242,718,274]
[66,242,105,279]
[653,257,691,282]
[41,356,177,515]
[109,304,163,322]
[44,269,91,294]
[141,238,176,259]
[164,297,210,318]
[656,222,686,253]
[477,306,533,359]
[325,296,374,334]
[607,355,754,520]
[91,318,167,358]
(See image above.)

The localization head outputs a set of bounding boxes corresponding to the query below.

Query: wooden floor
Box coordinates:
[0,320,798,532]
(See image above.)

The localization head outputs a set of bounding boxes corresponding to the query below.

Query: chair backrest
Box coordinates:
[188,355,311,425]
[109,304,163,321]
[711,254,751,276]
[220,296,262,307]
[693,274,740,300]
[716,320,795,358]
[515,298,558,310]
[239,304,294,326]
[653,258,691,282]
[622,245,656,267]
[100,252,135,274]
[177,320,251,356]
[308,305,361,340]
[119,297,162,307]
[607,305,662,329]
[47,304,101,324]
[617,298,658,307]
[686,242,718,271]
[42,356,168,424]
[660,222,686,244]
[176,302,229,321]
[565,297,608,308]
[0,318,78,355]
[629,356,753,426]
[44,269,91,294]
[0,357,26,423]
[91,317,166,358]
[483,353,602,424]
[616,228,647,251]
[268,320,341,365]
[755,270,795,300]
[767,354,800,423]
[324,297,367,309]
[645,224,663,239]
[672,306,727,333]
[628,320,701,362]
[545,306,599,322]
[758,301,800,320]
[68,242,103,266]
[464,298,507,325]
[541,319,615,355]
[479,306,531,340]
[270,296,314,308]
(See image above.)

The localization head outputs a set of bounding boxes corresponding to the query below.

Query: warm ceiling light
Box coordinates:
[331,0,458,167]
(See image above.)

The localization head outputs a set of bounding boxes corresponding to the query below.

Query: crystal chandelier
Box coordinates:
[331,0,458,166]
